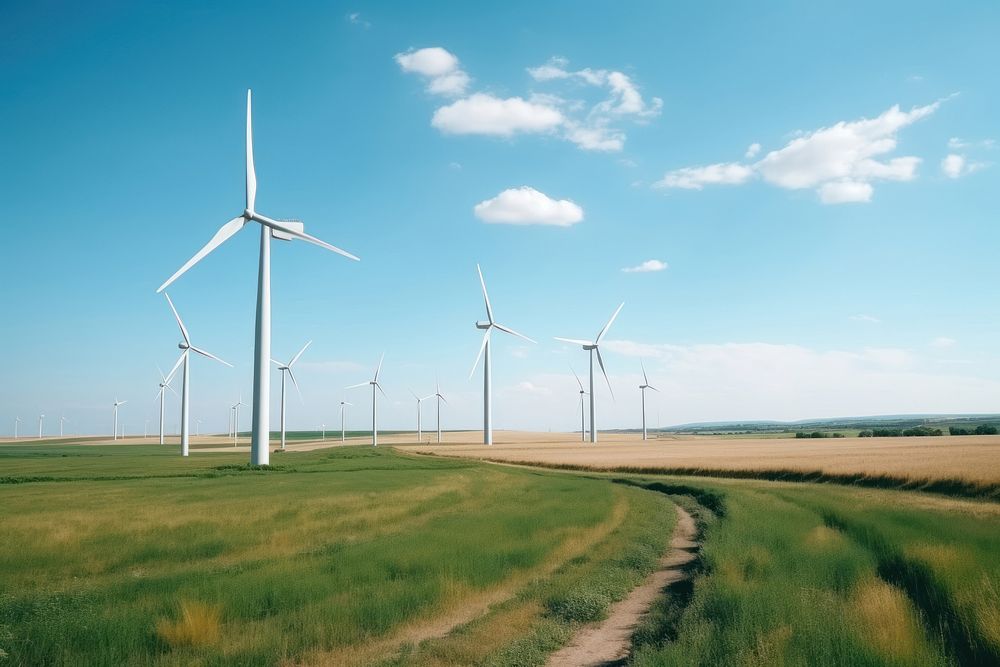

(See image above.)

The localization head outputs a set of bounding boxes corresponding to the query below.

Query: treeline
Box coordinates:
[858,426,943,437]
[949,424,998,436]
[795,432,846,439]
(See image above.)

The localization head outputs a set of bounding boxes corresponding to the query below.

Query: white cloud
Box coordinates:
[745,143,761,159]
[657,101,944,203]
[948,137,995,150]
[513,381,551,396]
[395,47,470,97]
[346,12,370,29]
[930,337,957,348]
[473,187,584,227]
[432,94,563,136]
[942,154,965,178]
[849,314,881,323]
[622,259,668,273]
[818,180,873,204]
[564,121,625,152]
[654,162,754,190]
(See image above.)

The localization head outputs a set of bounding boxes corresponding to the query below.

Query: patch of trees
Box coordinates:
[857,426,943,437]
[795,431,846,439]
[949,424,998,436]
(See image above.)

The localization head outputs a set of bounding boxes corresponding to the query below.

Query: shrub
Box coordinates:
[545,588,611,623]
[974,424,998,435]
[156,600,222,648]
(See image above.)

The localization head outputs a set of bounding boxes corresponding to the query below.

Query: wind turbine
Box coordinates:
[410,390,433,442]
[571,367,588,442]
[112,399,126,441]
[232,395,245,447]
[470,265,535,445]
[155,364,179,445]
[14,417,21,439]
[163,294,231,458]
[434,380,447,443]
[347,354,386,446]
[37,414,44,439]
[156,90,359,466]
[639,361,659,441]
[555,303,624,443]
[59,416,67,437]
[339,399,352,442]
[272,340,311,451]
[321,423,326,441]
[196,419,202,437]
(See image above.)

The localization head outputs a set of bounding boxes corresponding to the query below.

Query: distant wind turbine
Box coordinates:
[232,395,245,447]
[37,414,44,439]
[410,390,433,442]
[156,90,359,466]
[571,367,588,442]
[434,380,447,443]
[555,303,624,443]
[340,399,352,442]
[60,416,67,437]
[321,423,326,441]
[163,294,231,457]
[470,265,534,445]
[639,361,659,441]
[196,419,202,437]
[14,417,21,439]
[272,340,311,451]
[347,354,386,446]
[113,399,126,441]
[155,364,179,445]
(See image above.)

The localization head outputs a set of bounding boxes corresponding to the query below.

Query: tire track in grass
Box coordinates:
[821,512,999,666]
[545,505,699,667]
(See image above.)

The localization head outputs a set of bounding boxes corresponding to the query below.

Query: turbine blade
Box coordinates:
[375,382,387,398]
[477,264,494,324]
[163,294,191,345]
[596,347,614,400]
[437,394,448,404]
[493,322,536,344]
[246,89,256,212]
[641,360,649,386]
[156,364,166,383]
[259,217,360,261]
[596,302,625,343]
[166,383,179,397]
[287,367,303,403]
[410,389,419,401]
[190,345,233,367]
[648,385,660,392]
[345,382,368,390]
[270,358,282,367]
[164,352,185,385]
[571,366,584,391]
[554,337,592,347]
[157,217,246,293]
[374,352,385,382]
[469,329,491,379]
[289,340,312,367]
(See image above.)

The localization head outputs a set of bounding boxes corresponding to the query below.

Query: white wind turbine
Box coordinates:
[155,364,179,445]
[410,390,433,442]
[196,419,202,437]
[339,399,352,442]
[37,414,44,439]
[163,294,232,457]
[156,90,359,466]
[571,367,588,442]
[347,354,386,447]
[14,416,21,439]
[555,303,624,443]
[321,423,326,441]
[112,399,126,441]
[639,361,659,441]
[272,340,311,451]
[470,265,534,445]
[232,395,245,447]
[59,416,67,437]
[434,380,447,443]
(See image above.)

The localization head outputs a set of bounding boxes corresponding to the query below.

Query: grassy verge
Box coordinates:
[0,445,665,665]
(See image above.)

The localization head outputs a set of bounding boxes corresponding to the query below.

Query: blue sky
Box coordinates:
[2,1,999,436]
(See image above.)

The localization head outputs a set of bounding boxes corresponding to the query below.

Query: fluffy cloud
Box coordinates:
[395,47,470,96]
[656,102,943,203]
[941,153,988,178]
[654,163,754,189]
[622,259,668,273]
[432,94,563,136]
[745,143,761,159]
[473,187,584,226]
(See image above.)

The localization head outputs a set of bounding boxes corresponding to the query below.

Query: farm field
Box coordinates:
[0,442,675,666]
[402,433,1000,496]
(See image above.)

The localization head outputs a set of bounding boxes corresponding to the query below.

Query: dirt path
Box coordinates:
[546,505,699,667]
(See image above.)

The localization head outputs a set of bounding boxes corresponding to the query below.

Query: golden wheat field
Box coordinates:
[398,432,1000,485]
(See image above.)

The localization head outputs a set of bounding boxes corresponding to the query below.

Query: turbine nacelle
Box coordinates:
[475,321,491,330]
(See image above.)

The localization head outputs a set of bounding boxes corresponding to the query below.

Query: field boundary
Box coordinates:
[440,456,1000,501]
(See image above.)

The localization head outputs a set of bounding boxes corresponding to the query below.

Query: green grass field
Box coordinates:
[0,443,674,666]
[2,441,998,666]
